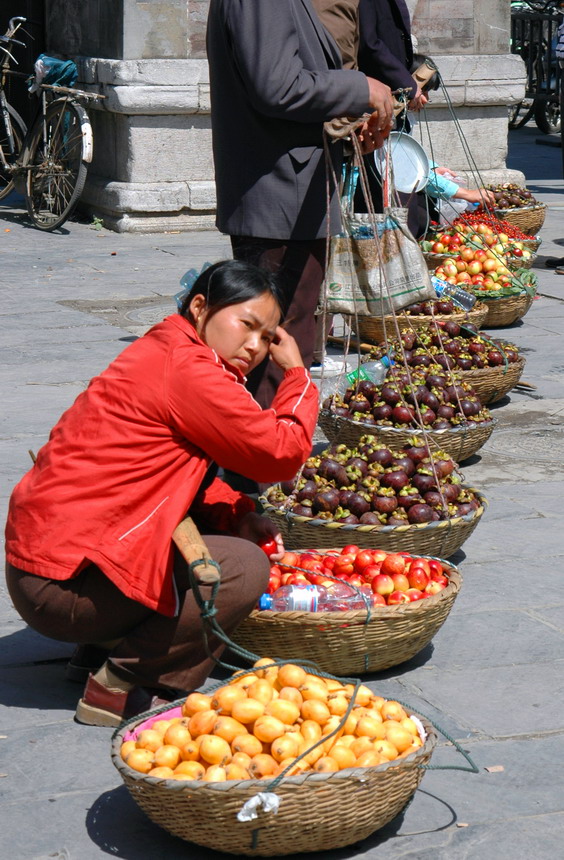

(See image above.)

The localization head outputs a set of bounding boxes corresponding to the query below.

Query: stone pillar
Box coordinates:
[45,0,214,232]
[44,0,526,232]
[407,0,527,187]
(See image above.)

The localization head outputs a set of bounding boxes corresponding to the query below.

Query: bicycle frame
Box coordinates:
[0,15,105,228]
[0,16,26,169]
[0,88,17,161]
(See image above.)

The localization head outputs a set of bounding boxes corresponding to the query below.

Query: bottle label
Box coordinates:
[346,354,393,387]
[346,366,371,385]
[288,585,319,611]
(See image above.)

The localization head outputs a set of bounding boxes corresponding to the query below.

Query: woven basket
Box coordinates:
[480,293,535,327]
[422,251,452,270]
[494,205,546,236]
[317,411,495,463]
[506,254,534,271]
[259,488,486,558]
[521,237,541,253]
[354,301,489,344]
[456,357,525,404]
[233,560,462,676]
[112,708,436,855]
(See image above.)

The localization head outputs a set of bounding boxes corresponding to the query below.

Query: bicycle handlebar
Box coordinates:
[0,36,26,47]
[8,17,26,33]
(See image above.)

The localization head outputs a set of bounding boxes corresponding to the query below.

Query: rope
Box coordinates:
[395,697,479,773]
[183,557,478,776]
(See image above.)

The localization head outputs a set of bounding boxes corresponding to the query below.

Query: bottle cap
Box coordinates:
[257,594,273,610]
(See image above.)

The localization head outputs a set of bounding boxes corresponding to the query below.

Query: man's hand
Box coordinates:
[366,77,394,130]
[408,86,429,111]
[355,110,392,153]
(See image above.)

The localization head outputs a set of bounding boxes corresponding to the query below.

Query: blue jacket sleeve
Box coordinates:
[426,164,460,200]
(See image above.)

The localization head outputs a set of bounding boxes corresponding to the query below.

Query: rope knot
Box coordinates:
[200,604,218,620]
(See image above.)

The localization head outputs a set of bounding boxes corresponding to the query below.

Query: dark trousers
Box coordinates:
[354,154,430,238]
[5,535,269,693]
[231,235,326,409]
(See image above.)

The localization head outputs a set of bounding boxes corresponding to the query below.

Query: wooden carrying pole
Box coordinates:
[172,516,221,585]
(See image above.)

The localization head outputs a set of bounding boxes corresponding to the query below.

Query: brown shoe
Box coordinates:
[75,674,178,727]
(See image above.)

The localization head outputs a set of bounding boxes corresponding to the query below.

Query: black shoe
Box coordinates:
[65,644,111,683]
[545,257,564,269]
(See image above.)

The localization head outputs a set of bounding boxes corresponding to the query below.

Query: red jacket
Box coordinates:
[5,315,318,616]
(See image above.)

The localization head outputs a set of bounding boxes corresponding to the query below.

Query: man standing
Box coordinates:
[358,0,428,111]
[206,0,393,409]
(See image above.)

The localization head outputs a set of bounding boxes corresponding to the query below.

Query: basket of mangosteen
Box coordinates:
[318,362,495,464]
[259,436,487,558]
[231,551,462,676]
[352,297,489,345]
[488,183,546,236]
[364,325,525,406]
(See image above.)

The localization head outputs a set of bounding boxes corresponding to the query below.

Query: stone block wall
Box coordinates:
[44,0,526,232]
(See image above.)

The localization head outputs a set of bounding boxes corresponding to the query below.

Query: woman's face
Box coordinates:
[190,292,281,374]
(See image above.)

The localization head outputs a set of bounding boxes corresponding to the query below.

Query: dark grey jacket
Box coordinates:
[206,0,370,240]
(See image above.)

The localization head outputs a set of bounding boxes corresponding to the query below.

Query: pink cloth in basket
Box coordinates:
[123,706,183,742]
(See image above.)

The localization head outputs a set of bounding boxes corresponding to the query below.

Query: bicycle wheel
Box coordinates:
[508,99,534,129]
[0,103,26,201]
[534,97,561,134]
[23,99,89,231]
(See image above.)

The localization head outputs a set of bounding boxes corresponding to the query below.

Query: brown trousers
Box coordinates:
[5,536,269,693]
[231,236,326,408]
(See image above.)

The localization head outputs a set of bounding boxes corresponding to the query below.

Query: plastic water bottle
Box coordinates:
[432,275,476,311]
[359,354,394,385]
[257,583,373,612]
[337,354,394,396]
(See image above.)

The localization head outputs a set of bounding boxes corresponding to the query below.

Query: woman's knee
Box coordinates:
[204,536,270,603]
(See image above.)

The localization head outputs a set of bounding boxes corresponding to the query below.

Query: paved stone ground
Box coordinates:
[0,124,563,860]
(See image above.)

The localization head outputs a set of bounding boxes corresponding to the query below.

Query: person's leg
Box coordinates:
[231,236,326,408]
[312,312,335,365]
[7,537,269,724]
[107,535,270,692]
[5,561,150,646]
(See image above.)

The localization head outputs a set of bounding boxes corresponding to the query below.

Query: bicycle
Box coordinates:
[510,0,562,133]
[0,16,104,231]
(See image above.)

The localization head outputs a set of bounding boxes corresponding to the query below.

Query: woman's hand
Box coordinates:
[434,165,456,178]
[269,326,304,372]
[456,187,496,207]
[237,512,285,561]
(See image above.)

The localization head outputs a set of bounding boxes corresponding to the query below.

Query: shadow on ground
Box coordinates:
[85,783,458,859]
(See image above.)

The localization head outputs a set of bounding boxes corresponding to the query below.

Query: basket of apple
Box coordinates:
[366,325,525,405]
[432,257,537,327]
[450,211,541,254]
[420,222,536,271]
[353,296,489,345]
[260,436,486,558]
[319,360,495,463]
[231,549,462,676]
